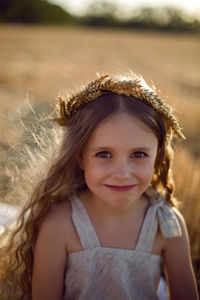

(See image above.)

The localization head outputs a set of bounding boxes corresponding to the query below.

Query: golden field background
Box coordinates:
[0,25,200,285]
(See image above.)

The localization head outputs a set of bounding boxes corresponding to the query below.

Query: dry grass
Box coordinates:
[0,25,200,285]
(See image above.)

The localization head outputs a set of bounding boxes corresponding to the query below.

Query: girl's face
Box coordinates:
[79,113,158,209]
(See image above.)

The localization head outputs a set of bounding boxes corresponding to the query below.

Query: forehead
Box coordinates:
[86,113,158,149]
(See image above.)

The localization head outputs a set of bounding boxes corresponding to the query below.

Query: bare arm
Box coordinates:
[32,203,68,300]
[163,208,199,300]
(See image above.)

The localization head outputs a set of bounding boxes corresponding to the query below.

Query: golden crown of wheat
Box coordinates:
[52,74,185,140]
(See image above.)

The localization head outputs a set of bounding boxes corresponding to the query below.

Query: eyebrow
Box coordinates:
[90,146,152,152]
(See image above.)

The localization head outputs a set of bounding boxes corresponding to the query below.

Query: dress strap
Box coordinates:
[70,195,101,249]
[136,195,182,253]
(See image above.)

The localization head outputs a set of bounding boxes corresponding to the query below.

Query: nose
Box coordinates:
[112,159,131,181]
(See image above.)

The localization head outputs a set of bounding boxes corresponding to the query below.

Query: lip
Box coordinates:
[104,184,137,191]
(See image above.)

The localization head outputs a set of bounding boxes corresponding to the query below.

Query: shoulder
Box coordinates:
[172,206,186,224]
[163,206,191,263]
[32,200,72,299]
[163,207,199,299]
[35,200,73,250]
[164,207,189,246]
[171,207,189,239]
[38,200,71,230]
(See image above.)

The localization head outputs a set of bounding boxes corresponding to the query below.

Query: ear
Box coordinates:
[77,152,84,170]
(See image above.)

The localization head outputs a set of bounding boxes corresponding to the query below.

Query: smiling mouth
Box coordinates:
[104,184,137,191]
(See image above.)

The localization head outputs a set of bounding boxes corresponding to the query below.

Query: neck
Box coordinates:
[79,190,149,222]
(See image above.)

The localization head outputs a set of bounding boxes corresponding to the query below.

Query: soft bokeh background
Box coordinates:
[0,0,200,293]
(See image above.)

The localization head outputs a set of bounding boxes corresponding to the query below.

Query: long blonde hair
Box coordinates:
[0,88,177,299]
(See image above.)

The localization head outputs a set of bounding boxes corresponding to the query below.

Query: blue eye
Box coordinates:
[132,152,147,158]
[96,151,112,159]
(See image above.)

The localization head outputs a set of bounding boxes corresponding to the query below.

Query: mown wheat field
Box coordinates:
[0,25,200,286]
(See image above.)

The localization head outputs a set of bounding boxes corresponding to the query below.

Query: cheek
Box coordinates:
[84,161,110,183]
[133,162,155,182]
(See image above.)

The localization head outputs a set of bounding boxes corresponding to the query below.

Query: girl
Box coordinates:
[0,73,198,300]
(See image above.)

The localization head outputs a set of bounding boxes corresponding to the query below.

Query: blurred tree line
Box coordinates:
[0,0,75,24]
[0,0,199,32]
